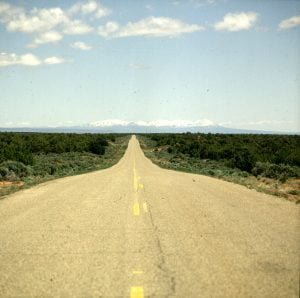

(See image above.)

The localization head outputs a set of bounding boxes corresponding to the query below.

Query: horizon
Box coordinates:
[1,119,299,135]
[0,0,300,133]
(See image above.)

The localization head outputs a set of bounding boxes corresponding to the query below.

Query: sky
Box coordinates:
[0,0,299,132]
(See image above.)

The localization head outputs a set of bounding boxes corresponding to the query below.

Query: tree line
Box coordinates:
[0,132,116,165]
[145,133,300,179]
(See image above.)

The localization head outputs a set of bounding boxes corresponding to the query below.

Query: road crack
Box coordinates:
[148,204,176,296]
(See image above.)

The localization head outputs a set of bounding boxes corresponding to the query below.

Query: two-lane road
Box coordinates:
[0,136,299,297]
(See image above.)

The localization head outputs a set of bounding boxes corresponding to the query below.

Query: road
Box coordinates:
[0,135,299,297]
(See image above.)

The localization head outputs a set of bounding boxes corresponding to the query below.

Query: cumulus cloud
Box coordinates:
[44,56,66,65]
[98,21,119,38]
[0,52,41,66]
[98,16,204,38]
[214,12,258,31]
[1,5,69,33]
[173,0,219,7]
[71,41,92,50]
[63,20,93,35]
[279,15,300,30]
[0,2,23,22]
[28,30,63,47]
[69,1,110,18]
[0,52,67,67]
[0,1,97,48]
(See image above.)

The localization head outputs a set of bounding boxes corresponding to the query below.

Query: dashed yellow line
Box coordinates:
[130,287,144,298]
[130,160,144,297]
[132,270,143,275]
[133,202,140,215]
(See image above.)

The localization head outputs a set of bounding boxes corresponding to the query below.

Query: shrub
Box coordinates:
[6,171,17,181]
[230,148,256,172]
[89,142,105,155]
[252,162,299,180]
[0,166,9,180]
[167,147,173,154]
[0,161,30,179]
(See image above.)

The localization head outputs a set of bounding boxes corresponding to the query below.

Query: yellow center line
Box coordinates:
[133,202,140,216]
[130,287,144,298]
[130,161,144,298]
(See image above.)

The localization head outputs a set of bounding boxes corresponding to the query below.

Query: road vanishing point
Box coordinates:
[0,136,299,297]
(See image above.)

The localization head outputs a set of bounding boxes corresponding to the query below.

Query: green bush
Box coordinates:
[230,148,256,172]
[89,142,105,155]
[252,162,299,180]
[0,166,9,180]
[0,161,31,180]
[142,133,300,177]
[0,132,114,163]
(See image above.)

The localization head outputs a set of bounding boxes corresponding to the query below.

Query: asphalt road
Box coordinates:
[0,136,299,297]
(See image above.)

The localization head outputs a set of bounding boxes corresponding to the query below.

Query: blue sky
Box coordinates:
[0,0,299,132]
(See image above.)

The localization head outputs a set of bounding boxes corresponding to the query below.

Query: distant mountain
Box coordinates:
[0,123,297,134]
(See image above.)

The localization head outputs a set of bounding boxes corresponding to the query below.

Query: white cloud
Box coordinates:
[90,119,130,127]
[0,2,24,23]
[3,6,69,33]
[0,1,95,39]
[0,52,41,66]
[69,1,110,18]
[0,52,67,67]
[214,12,258,31]
[44,56,66,65]
[89,119,215,127]
[71,41,92,50]
[99,16,204,38]
[173,0,219,7]
[30,31,63,47]
[190,0,218,7]
[63,20,93,35]
[279,15,300,30]
[98,21,119,37]
[79,1,98,14]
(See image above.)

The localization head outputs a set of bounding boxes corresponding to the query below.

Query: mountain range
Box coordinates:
[0,121,297,134]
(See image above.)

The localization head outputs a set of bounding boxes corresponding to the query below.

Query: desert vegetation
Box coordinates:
[0,132,129,197]
[138,133,300,202]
